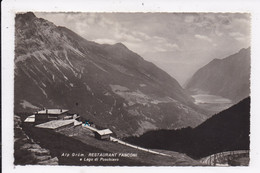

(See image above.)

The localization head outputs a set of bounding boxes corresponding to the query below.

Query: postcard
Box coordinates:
[2,0,260,173]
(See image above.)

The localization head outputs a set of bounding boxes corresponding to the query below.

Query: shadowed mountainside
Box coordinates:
[125,97,250,159]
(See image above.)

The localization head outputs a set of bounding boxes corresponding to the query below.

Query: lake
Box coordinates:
[192,94,233,116]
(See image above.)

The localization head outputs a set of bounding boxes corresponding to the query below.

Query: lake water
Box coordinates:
[191,94,233,115]
[192,94,232,104]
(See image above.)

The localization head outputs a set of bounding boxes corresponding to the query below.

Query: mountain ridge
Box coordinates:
[185,47,250,102]
[15,12,206,137]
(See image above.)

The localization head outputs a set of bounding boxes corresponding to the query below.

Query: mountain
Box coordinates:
[125,97,250,158]
[14,12,206,137]
[185,48,250,102]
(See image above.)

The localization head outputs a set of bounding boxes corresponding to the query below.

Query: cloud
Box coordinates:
[184,15,195,23]
[115,32,143,43]
[229,32,243,37]
[165,43,180,50]
[154,47,167,52]
[229,32,245,41]
[151,36,180,52]
[93,38,117,44]
[153,44,180,52]
[132,31,151,40]
[153,36,166,43]
[195,34,212,42]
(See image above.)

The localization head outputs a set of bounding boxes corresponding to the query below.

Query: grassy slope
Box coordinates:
[21,124,201,166]
[71,127,201,166]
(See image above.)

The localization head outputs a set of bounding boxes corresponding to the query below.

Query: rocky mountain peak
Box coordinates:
[15,13,206,137]
[16,12,36,21]
[114,42,128,49]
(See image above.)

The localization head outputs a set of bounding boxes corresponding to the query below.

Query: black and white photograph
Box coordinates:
[13,11,251,166]
[2,0,260,172]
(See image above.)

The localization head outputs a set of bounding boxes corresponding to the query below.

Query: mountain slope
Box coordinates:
[125,97,250,158]
[14,12,206,137]
[185,48,250,102]
[20,122,202,166]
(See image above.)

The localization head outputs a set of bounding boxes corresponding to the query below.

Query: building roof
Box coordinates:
[74,120,82,126]
[24,115,35,123]
[96,129,113,136]
[35,119,74,129]
[36,109,69,115]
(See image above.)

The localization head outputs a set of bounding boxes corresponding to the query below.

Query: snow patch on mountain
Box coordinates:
[39,87,47,98]
[42,82,46,87]
[65,44,85,57]
[84,83,92,92]
[88,59,108,73]
[110,85,129,92]
[20,100,39,109]
[63,75,68,80]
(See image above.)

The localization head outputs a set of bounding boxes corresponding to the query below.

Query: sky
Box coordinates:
[35,13,251,85]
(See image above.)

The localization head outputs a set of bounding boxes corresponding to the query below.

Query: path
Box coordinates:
[82,124,171,157]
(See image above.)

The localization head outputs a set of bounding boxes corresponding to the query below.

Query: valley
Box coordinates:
[185,47,250,115]
[13,12,251,166]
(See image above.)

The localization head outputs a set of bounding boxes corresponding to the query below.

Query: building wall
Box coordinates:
[58,114,68,120]
[94,133,110,140]
[94,133,101,140]
[35,114,49,124]
[35,112,68,124]
[101,135,110,140]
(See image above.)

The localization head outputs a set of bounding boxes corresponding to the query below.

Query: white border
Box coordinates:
[2,0,260,173]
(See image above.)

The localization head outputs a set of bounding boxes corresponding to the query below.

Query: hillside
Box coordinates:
[14,12,206,137]
[185,48,250,102]
[125,97,250,159]
[14,115,59,165]
[18,122,201,166]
